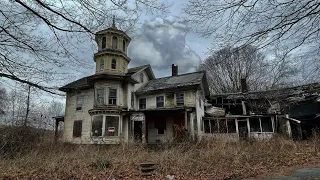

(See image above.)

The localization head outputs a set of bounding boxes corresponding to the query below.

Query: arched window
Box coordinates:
[112,36,118,49]
[101,37,106,49]
[122,40,126,52]
[111,59,117,69]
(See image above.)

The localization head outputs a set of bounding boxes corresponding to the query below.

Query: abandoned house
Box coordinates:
[58,23,209,144]
[205,80,320,141]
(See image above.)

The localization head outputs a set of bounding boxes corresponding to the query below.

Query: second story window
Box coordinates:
[96,88,104,106]
[156,96,164,108]
[139,98,146,110]
[131,92,134,108]
[76,94,83,111]
[102,36,106,49]
[100,59,104,70]
[112,36,118,49]
[108,88,117,105]
[111,59,117,69]
[176,92,184,106]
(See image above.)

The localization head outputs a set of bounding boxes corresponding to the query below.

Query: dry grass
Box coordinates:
[0,127,320,179]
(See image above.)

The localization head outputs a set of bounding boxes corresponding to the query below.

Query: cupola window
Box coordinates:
[111,59,117,69]
[99,59,104,70]
[112,36,118,49]
[102,36,106,49]
[122,40,125,52]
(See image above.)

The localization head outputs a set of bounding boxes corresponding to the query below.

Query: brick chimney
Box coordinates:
[240,78,248,92]
[172,64,178,76]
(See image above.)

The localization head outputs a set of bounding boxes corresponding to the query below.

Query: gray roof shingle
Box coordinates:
[136,71,205,93]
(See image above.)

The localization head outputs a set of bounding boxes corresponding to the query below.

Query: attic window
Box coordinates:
[111,59,117,69]
[100,59,104,70]
[140,73,144,83]
[176,92,184,106]
[102,36,106,49]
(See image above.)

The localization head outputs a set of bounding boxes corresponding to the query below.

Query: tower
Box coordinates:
[94,17,131,74]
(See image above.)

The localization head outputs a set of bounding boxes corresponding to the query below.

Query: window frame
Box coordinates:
[176,92,184,106]
[111,59,117,70]
[249,117,274,133]
[73,120,82,138]
[99,59,104,71]
[203,118,236,134]
[112,36,118,49]
[139,98,147,110]
[131,92,134,108]
[101,36,106,49]
[122,40,126,52]
[156,96,164,108]
[76,94,83,111]
[91,115,121,137]
[96,88,105,106]
[108,88,117,105]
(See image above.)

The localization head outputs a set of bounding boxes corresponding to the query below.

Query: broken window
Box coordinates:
[108,88,117,105]
[156,96,164,108]
[176,92,184,106]
[76,94,83,111]
[112,36,118,49]
[203,119,236,133]
[111,59,117,69]
[100,59,104,70]
[102,36,106,49]
[73,120,82,137]
[249,118,261,132]
[139,98,146,109]
[105,116,119,136]
[96,88,104,106]
[92,116,103,136]
[261,117,273,132]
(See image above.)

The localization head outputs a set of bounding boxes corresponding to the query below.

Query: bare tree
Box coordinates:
[200,45,297,93]
[0,88,7,116]
[184,0,320,81]
[0,0,167,95]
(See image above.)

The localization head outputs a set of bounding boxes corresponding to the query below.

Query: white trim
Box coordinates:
[139,97,147,110]
[91,114,121,137]
[156,95,165,108]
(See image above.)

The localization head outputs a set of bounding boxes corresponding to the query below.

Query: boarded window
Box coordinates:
[112,36,118,49]
[111,59,117,69]
[139,98,146,109]
[156,96,164,108]
[108,88,117,105]
[131,92,134,107]
[76,95,83,111]
[249,118,261,132]
[102,36,106,49]
[261,117,273,132]
[96,88,104,106]
[105,116,119,136]
[100,59,104,70]
[176,92,184,106]
[73,120,82,137]
[92,116,103,136]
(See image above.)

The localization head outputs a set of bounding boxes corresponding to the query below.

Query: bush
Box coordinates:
[91,159,111,170]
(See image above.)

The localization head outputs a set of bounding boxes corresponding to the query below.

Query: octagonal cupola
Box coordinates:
[94,17,131,74]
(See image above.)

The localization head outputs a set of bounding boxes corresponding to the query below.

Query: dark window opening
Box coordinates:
[249,118,261,132]
[122,40,126,52]
[108,88,117,105]
[105,116,119,136]
[76,95,83,111]
[204,120,210,133]
[139,98,146,109]
[92,116,103,136]
[261,117,273,132]
[111,59,117,69]
[100,59,104,70]
[227,119,237,133]
[218,119,227,133]
[154,120,166,135]
[96,88,104,106]
[156,96,164,108]
[204,119,236,133]
[102,36,106,49]
[131,92,134,108]
[73,120,82,137]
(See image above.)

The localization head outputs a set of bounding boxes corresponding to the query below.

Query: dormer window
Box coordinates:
[102,36,106,49]
[111,59,117,69]
[122,40,125,52]
[112,36,118,49]
[140,73,144,83]
[99,59,104,71]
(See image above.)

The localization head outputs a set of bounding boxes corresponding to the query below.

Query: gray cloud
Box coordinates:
[128,16,201,77]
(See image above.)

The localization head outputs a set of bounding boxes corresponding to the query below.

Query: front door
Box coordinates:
[238,120,249,140]
[134,121,142,142]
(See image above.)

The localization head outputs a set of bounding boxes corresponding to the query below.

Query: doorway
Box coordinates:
[238,120,249,140]
[134,121,142,142]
